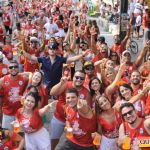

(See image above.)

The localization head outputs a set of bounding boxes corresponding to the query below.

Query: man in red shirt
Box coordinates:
[118,103,150,150]
[0,60,29,130]
[111,26,130,56]
[50,70,91,150]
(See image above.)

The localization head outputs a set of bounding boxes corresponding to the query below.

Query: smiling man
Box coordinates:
[118,103,150,149]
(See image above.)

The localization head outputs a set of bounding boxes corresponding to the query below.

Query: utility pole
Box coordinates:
[119,0,128,41]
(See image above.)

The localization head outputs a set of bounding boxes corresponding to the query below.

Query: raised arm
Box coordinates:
[134,44,149,67]
[50,76,68,96]
[105,61,125,96]
[39,100,58,116]
[66,49,91,63]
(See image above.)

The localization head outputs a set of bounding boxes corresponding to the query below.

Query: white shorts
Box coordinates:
[2,114,16,130]
[99,135,119,150]
[25,127,51,150]
[50,116,65,139]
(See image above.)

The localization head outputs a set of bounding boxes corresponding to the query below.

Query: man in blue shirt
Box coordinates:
[23,42,90,90]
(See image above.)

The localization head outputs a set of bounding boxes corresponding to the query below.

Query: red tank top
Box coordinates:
[66,106,96,147]
[2,74,27,115]
[111,44,124,55]
[98,109,122,138]
[16,108,43,133]
[124,119,149,150]
[24,48,40,72]
[54,81,90,122]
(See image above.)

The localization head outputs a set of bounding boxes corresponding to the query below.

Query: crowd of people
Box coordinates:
[0,0,149,149]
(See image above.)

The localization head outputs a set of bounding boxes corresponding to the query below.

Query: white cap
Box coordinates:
[144,6,149,10]
[122,50,131,56]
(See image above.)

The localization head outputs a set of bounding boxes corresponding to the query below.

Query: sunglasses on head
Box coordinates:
[74,76,85,81]
[9,65,18,69]
[122,109,134,118]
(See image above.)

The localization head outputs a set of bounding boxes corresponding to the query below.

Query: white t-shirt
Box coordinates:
[136,15,142,26]
[44,22,59,39]
[134,3,143,14]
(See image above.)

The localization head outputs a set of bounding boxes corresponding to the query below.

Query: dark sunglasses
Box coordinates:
[122,109,134,117]
[84,66,94,70]
[74,76,85,81]
[9,65,18,69]
[111,54,117,57]
[31,41,38,44]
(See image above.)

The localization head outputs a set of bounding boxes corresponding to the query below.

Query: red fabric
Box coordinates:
[124,118,149,150]
[0,63,8,78]
[0,26,4,42]
[16,108,43,133]
[24,48,40,72]
[0,132,17,150]
[54,81,90,122]
[66,106,96,147]
[98,109,122,138]
[2,74,27,115]
[3,45,14,60]
[142,13,148,29]
[3,13,11,27]
[111,44,125,56]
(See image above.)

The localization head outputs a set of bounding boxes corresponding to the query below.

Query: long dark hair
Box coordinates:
[89,76,104,97]
[31,70,44,87]
[24,92,41,110]
[118,83,133,100]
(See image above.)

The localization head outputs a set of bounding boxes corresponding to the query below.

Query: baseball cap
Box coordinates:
[122,50,131,56]
[48,43,58,50]
[30,37,39,43]
[83,61,94,68]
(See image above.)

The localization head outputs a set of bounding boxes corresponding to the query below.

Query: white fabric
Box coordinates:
[99,135,119,150]
[134,3,143,14]
[44,22,59,39]
[25,127,51,150]
[136,15,142,26]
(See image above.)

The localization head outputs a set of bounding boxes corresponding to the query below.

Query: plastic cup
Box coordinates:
[122,136,131,150]
[66,127,73,138]
[93,134,101,146]
[13,122,20,133]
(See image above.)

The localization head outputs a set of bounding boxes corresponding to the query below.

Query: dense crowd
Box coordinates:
[0,0,149,150]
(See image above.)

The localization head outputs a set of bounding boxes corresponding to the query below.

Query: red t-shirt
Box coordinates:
[124,119,149,150]
[3,13,11,27]
[54,81,90,122]
[66,106,96,147]
[111,44,124,56]
[2,74,27,115]
[16,108,43,133]
[24,48,40,72]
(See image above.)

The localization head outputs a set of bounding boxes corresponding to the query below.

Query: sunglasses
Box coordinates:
[31,41,38,44]
[111,54,117,57]
[9,65,18,69]
[74,76,85,81]
[84,66,94,70]
[122,109,134,117]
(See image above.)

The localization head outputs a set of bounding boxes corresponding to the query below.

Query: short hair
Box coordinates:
[120,102,135,113]
[74,70,85,75]
[9,60,19,66]
[66,88,78,97]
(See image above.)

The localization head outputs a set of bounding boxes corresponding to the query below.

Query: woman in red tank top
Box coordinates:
[16,92,57,150]
[95,96,122,150]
